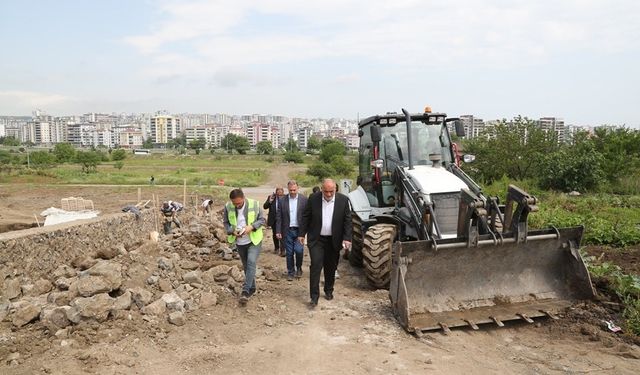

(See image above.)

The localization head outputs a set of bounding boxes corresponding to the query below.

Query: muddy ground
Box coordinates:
[0,165,639,374]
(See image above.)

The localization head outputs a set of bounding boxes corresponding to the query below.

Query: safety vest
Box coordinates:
[226,198,263,245]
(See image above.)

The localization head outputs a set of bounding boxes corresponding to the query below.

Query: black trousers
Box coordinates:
[271,226,281,252]
[309,236,340,300]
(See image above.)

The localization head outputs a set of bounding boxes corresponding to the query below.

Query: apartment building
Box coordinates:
[150,115,181,144]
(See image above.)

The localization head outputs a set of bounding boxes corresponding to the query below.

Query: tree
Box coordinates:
[330,155,353,176]
[306,136,322,152]
[75,151,101,173]
[539,143,605,192]
[142,137,154,149]
[462,116,559,183]
[111,149,127,161]
[307,163,336,180]
[284,151,304,163]
[284,138,299,153]
[54,143,76,163]
[319,139,346,164]
[28,151,56,168]
[188,137,206,153]
[221,134,250,154]
[0,136,20,146]
[256,140,273,155]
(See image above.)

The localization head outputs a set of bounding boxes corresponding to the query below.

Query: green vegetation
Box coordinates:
[306,139,354,181]
[586,260,640,335]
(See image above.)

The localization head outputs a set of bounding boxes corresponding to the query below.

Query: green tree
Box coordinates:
[54,143,76,163]
[306,136,322,152]
[307,163,336,180]
[284,151,304,163]
[75,151,101,173]
[590,127,640,183]
[256,140,273,155]
[0,136,20,146]
[539,142,605,192]
[284,138,299,153]
[188,137,206,152]
[221,134,250,154]
[462,116,559,183]
[111,149,127,161]
[29,151,56,168]
[319,139,346,164]
[330,155,353,176]
[142,137,154,149]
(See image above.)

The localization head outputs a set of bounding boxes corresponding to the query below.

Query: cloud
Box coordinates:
[0,91,74,113]
[122,1,640,82]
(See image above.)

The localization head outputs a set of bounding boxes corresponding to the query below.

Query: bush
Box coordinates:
[284,151,304,164]
[114,161,124,170]
[307,163,336,180]
[111,149,127,161]
[538,145,605,192]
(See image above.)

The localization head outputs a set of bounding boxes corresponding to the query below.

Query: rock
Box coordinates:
[230,266,244,283]
[72,256,97,271]
[202,239,218,248]
[4,278,22,300]
[179,260,200,270]
[161,292,185,312]
[184,299,196,311]
[21,283,35,296]
[96,247,119,260]
[40,307,71,331]
[73,276,114,297]
[52,265,76,279]
[141,299,166,316]
[183,271,203,285]
[146,275,159,285]
[263,270,278,282]
[199,292,218,308]
[12,302,41,327]
[568,191,581,196]
[47,291,74,306]
[175,284,193,300]
[85,261,122,290]
[0,302,10,321]
[113,291,132,311]
[63,306,82,324]
[157,257,174,271]
[34,279,53,296]
[6,352,20,363]
[55,328,69,338]
[197,247,211,255]
[158,279,172,292]
[71,294,115,322]
[203,265,231,283]
[130,287,153,308]
[168,311,185,326]
[55,277,74,291]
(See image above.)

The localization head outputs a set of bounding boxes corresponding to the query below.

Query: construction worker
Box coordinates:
[223,188,265,306]
[161,200,183,234]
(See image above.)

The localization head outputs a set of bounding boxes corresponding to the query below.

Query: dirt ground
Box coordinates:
[1,165,639,374]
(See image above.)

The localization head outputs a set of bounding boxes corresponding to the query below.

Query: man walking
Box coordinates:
[299,179,352,307]
[223,189,266,306]
[263,186,285,256]
[276,180,308,281]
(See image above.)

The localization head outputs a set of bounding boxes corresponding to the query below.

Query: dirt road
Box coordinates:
[1,165,639,374]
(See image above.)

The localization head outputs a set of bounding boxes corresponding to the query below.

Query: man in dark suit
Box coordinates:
[299,178,352,307]
[276,180,308,281]
[263,186,285,256]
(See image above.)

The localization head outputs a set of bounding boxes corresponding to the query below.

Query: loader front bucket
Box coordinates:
[390,226,595,332]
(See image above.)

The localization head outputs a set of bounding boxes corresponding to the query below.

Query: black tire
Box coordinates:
[362,223,396,289]
[348,214,364,267]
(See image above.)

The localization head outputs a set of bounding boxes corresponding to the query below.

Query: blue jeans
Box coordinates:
[285,228,304,276]
[236,242,261,294]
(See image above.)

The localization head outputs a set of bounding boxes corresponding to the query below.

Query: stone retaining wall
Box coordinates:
[0,210,156,281]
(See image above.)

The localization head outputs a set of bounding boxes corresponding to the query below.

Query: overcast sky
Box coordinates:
[1,0,639,127]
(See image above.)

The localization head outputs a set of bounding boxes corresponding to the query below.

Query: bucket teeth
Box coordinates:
[438,322,451,335]
[490,317,505,327]
[541,310,559,320]
[517,313,534,323]
[465,320,479,330]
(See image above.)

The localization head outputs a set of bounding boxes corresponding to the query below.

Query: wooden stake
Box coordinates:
[137,187,141,202]
[183,179,187,208]
[33,214,40,227]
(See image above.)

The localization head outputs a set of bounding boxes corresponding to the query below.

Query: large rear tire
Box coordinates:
[348,214,364,267]
[362,223,396,289]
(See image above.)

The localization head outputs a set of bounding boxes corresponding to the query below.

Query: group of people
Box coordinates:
[223,178,352,307]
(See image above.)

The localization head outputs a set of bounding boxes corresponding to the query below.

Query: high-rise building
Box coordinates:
[538,117,565,142]
[150,115,181,144]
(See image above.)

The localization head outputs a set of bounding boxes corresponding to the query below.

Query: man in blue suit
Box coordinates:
[276,180,308,281]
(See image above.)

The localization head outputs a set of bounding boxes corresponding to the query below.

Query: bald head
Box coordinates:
[321,179,336,202]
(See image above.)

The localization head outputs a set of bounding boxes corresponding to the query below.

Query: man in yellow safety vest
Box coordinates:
[223,188,266,306]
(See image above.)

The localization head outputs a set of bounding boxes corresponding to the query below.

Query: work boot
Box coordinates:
[295,269,303,278]
[239,291,249,306]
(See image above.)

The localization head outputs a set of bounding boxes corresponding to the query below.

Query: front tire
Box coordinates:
[362,223,396,289]
[348,214,364,267]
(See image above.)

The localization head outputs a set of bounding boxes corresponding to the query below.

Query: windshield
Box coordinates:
[379,121,452,170]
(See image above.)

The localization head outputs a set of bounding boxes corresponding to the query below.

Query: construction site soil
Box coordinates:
[0,165,639,374]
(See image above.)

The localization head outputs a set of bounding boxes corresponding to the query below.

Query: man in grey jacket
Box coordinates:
[276,180,308,281]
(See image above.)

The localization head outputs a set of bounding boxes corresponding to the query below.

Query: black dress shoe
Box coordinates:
[324,292,333,301]
[309,298,318,307]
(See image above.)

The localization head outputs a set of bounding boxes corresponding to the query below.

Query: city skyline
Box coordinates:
[1,1,639,128]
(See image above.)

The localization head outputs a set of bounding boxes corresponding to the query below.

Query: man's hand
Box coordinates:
[276,233,282,239]
[245,225,253,233]
[298,236,305,245]
[342,240,352,250]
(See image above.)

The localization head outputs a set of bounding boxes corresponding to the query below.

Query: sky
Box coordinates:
[0,0,639,127]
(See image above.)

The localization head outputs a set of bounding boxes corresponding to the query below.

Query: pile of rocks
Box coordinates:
[0,215,272,334]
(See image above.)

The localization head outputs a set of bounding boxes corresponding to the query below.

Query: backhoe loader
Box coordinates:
[347,107,595,332]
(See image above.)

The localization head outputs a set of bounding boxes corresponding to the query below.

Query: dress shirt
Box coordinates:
[320,195,335,236]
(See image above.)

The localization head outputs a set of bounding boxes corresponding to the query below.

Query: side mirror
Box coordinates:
[463,154,476,163]
[370,125,381,143]
[454,120,466,137]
